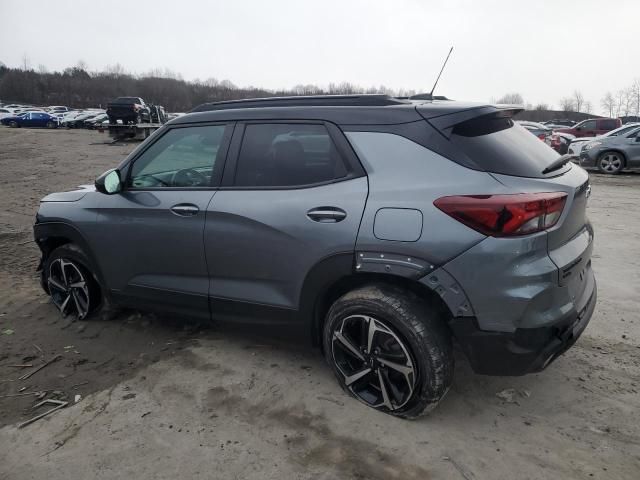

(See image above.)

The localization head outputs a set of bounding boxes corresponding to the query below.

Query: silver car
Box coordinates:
[33,95,597,418]
[568,123,640,157]
[579,125,640,174]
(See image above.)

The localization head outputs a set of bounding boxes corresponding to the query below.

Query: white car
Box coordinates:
[47,106,71,113]
[568,123,640,156]
[0,107,18,119]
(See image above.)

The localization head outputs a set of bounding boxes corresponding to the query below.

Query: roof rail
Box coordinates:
[408,93,450,101]
[190,94,409,112]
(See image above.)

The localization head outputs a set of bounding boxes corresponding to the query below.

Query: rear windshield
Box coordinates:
[113,97,140,104]
[450,116,562,178]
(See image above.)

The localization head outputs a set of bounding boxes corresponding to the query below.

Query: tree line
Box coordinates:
[0,62,418,112]
[497,81,640,119]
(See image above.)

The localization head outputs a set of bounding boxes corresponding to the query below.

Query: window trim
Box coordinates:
[122,122,235,191]
[220,120,365,190]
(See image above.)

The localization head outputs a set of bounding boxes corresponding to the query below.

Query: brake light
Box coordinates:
[537,133,546,140]
[434,192,567,237]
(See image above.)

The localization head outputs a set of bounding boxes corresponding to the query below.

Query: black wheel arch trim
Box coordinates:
[33,221,109,300]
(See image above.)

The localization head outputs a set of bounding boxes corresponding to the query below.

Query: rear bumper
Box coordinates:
[449,272,596,376]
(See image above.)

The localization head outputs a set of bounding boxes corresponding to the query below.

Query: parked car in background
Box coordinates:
[1,111,59,128]
[546,132,575,154]
[516,120,552,141]
[84,113,109,129]
[62,111,104,128]
[568,123,640,156]
[579,125,640,174]
[542,119,575,127]
[0,108,17,119]
[556,118,622,138]
[47,106,71,113]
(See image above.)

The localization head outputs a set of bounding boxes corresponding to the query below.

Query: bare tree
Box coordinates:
[496,92,524,104]
[76,60,88,72]
[583,101,593,114]
[533,103,549,111]
[559,97,576,112]
[632,78,640,117]
[614,89,628,117]
[37,64,48,74]
[21,53,30,71]
[573,90,584,112]
[601,92,615,117]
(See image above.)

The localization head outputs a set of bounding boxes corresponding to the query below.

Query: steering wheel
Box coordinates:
[173,168,208,187]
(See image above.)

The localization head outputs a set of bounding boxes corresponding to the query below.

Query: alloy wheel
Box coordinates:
[331,314,416,411]
[600,153,622,173]
[47,258,91,320]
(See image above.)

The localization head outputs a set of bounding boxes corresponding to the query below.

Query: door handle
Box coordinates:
[307,207,347,223]
[170,203,199,217]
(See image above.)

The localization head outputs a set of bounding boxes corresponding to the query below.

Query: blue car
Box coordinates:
[1,111,59,128]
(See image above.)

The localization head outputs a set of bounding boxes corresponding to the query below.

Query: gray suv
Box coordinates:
[34,95,597,418]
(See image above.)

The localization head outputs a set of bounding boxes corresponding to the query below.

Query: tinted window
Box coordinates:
[599,119,617,130]
[235,124,348,187]
[450,116,562,178]
[129,125,227,188]
[580,120,597,130]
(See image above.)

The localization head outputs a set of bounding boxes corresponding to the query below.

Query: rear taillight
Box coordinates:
[537,133,546,140]
[434,192,567,237]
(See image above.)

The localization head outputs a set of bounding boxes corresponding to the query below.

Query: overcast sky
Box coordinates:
[1,0,638,113]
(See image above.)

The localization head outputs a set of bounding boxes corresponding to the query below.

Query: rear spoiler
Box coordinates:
[417,104,524,139]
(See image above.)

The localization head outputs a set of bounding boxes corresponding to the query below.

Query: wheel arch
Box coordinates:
[301,257,454,349]
[34,222,108,298]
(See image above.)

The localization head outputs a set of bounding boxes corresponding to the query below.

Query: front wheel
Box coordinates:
[597,151,624,174]
[44,244,101,320]
[323,284,453,418]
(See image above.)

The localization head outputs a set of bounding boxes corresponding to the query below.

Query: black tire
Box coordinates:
[597,150,625,174]
[46,121,57,129]
[323,284,453,418]
[9,121,18,128]
[43,244,102,320]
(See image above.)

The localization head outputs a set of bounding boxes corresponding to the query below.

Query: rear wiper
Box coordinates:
[542,154,575,175]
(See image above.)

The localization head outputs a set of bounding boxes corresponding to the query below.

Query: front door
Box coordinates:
[92,123,233,319]
[204,122,368,322]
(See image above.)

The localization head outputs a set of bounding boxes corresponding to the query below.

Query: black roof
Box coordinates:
[170,94,508,127]
[190,94,409,112]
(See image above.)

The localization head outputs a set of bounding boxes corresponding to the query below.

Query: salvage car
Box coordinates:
[1,111,59,128]
[556,118,621,138]
[34,95,596,418]
[568,123,640,156]
[579,125,640,174]
[106,96,151,125]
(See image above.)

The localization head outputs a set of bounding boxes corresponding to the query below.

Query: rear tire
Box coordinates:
[9,121,18,128]
[597,151,624,174]
[46,121,56,129]
[323,284,453,418]
[43,244,102,320]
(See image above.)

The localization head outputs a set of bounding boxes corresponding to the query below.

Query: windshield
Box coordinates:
[604,124,640,137]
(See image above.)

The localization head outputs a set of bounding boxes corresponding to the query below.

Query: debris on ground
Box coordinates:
[496,388,532,404]
[18,354,62,380]
[2,328,14,335]
[74,394,82,403]
[18,399,68,429]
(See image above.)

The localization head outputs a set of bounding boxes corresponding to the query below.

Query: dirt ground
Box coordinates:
[0,127,639,480]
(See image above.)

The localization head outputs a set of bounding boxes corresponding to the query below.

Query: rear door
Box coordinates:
[204,121,368,321]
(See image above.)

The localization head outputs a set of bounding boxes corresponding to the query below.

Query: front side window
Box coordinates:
[580,120,597,130]
[129,125,227,188]
[235,123,348,187]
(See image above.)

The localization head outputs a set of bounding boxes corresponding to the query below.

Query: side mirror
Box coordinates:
[95,168,122,194]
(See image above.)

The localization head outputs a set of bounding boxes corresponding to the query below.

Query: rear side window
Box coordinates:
[450,116,562,178]
[599,119,617,130]
[235,123,348,187]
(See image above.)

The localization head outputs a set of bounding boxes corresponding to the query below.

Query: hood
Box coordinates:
[41,184,95,202]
